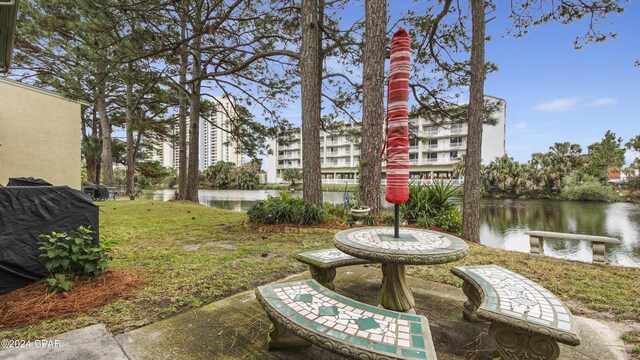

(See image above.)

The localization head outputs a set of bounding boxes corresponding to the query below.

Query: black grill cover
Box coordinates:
[7,177,53,186]
[0,186,99,294]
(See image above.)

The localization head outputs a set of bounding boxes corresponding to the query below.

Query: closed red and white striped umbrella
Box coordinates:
[384,28,411,205]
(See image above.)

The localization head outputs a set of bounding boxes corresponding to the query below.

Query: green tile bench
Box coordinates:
[451,265,580,360]
[296,249,374,290]
[256,279,437,359]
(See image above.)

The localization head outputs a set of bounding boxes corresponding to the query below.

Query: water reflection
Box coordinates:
[144,190,640,267]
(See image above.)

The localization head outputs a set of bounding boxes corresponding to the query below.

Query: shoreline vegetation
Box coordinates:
[142,181,639,204]
[2,200,637,346]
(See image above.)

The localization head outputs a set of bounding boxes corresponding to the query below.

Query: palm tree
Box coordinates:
[82,136,102,184]
[283,168,302,186]
[453,154,466,178]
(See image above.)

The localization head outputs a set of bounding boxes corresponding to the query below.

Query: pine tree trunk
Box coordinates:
[186,5,203,203]
[177,13,189,201]
[125,79,135,197]
[461,0,486,243]
[96,122,102,185]
[96,94,114,187]
[300,0,323,206]
[360,0,387,216]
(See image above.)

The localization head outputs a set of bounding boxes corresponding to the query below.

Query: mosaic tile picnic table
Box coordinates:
[334,227,468,313]
[451,265,580,353]
[256,279,437,359]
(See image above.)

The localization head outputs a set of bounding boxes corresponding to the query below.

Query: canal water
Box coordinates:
[145,189,640,267]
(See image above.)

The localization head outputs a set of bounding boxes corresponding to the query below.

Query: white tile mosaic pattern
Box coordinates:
[276,284,398,342]
[347,228,453,251]
[304,249,356,262]
[466,266,574,332]
[258,280,435,359]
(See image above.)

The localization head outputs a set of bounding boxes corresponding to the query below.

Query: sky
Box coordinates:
[270,1,639,166]
[481,1,639,165]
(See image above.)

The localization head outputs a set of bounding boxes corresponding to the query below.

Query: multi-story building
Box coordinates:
[267,96,506,184]
[199,96,244,169]
[161,96,244,170]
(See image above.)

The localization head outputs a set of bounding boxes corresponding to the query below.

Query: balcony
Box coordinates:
[327,151,350,158]
[409,158,418,165]
[409,145,419,152]
[425,157,438,163]
[451,125,463,134]
[428,144,438,149]
[281,143,301,150]
[450,142,464,149]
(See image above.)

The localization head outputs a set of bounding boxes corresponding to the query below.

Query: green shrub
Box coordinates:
[381,214,395,226]
[323,202,349,225]
[433,207,463,234]
[360,214,377,226]
[416,214,436,229]
[560,175,616,202]
[300,205,325,226]
[38,226,113,292]
[247,193,326,226]
[401,181,459,223]
[401,184,434,223]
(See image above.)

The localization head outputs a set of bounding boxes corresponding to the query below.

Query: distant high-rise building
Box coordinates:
[161,96,244,170]
[265,96,506,184]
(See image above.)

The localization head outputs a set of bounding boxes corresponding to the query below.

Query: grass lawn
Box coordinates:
[2,199,638,341]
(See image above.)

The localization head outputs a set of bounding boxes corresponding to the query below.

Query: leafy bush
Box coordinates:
[401,182,459,223]
[560,175,616,202]
[433,207,463,234]
[360,214,377,226]
[401,184,432,223]
[381,214,395,226]
[247,193,325,226]
[323,202,349,225]
[38,226,113,292]
[300,204,325,226]
[416,214,436,228]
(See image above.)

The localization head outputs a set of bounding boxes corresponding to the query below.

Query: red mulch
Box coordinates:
[0,270,146,330]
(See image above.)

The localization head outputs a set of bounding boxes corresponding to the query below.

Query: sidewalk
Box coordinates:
[1,266,631,359]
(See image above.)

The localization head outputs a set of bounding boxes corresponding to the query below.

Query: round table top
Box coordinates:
[333,227,469,265]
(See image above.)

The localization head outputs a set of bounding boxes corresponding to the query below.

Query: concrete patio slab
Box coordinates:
[0,324,127,360]
[116,266,629,360]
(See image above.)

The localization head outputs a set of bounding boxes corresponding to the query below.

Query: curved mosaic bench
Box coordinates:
[295,249,374,290]
[451,265,580,360]
[256,279,437,359]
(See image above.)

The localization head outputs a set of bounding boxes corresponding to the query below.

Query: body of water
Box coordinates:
[145,189,640,267]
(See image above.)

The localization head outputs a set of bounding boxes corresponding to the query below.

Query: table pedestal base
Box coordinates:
[377,263,415,313]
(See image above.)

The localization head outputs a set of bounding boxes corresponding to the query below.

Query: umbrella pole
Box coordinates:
[394,204,400,238]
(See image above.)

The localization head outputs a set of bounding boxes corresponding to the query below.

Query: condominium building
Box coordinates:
[161,96,244,170]
[266,96,506,184]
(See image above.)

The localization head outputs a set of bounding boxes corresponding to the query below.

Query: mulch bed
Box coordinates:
[0,270,146,330]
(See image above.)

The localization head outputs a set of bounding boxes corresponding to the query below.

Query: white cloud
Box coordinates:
[587,97,617,107]
[534,97,579,112]
[515,122,527,129]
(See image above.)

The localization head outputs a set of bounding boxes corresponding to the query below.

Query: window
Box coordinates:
[425,152,437,162]
[451,123,463,133]
[450,137,463,148]
[450,151,459,160]
[428,139,438,149]
[426,126,438,135]
[409,154,418,164]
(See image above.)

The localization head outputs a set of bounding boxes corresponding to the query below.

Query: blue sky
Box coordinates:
[272,1,639,165]
[481,1,639,164]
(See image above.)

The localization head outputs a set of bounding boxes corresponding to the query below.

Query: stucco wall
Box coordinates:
[0,79,82,189]
[481,98,507,165]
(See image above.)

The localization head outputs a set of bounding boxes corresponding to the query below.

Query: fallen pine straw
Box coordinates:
[0,270,146,329]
